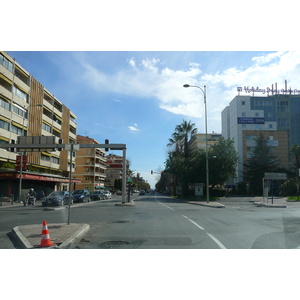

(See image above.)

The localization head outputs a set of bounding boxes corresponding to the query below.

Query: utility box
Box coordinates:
[195,183,203,196]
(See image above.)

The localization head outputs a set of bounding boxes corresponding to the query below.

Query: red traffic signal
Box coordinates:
[16,155,27,171]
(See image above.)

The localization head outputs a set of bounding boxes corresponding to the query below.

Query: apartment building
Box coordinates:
[0,51,79,197]
[191,132,222,150]
[73,135,106,191]
[105,154,125,190]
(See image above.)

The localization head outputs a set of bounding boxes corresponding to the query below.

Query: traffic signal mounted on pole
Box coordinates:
[57,138,63,151]
[151,170,153,174]
[10,139,16,152]
[16,155,27,171]
[105,139,109,151]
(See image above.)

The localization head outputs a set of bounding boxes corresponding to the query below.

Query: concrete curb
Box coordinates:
[11,226,33,249]
[187,201,225,208]
[253,202,287,208]
[115,201,135,206]
[59,224,90,249]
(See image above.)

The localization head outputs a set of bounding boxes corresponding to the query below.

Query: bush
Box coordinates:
[282,178,297,196]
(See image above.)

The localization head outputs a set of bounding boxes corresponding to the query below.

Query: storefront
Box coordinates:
[0,171,81,199]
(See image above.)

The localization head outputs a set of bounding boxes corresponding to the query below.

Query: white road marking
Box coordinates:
[155,196,226,249]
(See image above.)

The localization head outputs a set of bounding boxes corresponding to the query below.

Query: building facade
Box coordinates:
[105,154,124,190]
[191,132,222,150]
[222,88,300,182]
[73,135,106,192]
[0,51,78,198]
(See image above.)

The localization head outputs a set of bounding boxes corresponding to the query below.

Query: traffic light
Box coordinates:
[58,138,63,151]
[151,170,153,174]
[16,155,21,170]
[22,155,28,170]
[10,139,16,152]
[16,155,27,171]
[105,139,109,151]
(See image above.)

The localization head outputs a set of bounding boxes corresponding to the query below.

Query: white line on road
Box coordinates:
[155,196,226,249]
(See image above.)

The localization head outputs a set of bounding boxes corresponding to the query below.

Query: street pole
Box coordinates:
[68,145,73,225]
[204,85,209,203]
[183,84,209,203]
[122,148,127,203]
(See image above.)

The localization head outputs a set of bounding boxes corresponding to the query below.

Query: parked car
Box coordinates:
[90,191,105,201]
[139,190,145,195]
[72,189,91,203]
[103,191,112,199]
[116,190,122,195]
[42,191,73,207]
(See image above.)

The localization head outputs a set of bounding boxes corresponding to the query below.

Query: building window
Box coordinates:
[0,119,9,130]
[42,122,51,133]
[277,100,289,112]
[41,154,51,161]
[269,124,273,129]
[255,112,259,117]
[242,112,246,116]
[0,53,13,72]
[12,103,27,118]
[52,157,59,164]
[11,124,23,135]
[241,101,245,105]
[12,86,28,102]
[0,97,10,110]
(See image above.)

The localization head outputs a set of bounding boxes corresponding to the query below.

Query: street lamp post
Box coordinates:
[183,84,209,203]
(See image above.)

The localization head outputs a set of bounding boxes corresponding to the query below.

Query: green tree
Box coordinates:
[208,137,239,188]
[166,120,197,196]
[291,145,300,169]
[244,132,278,195]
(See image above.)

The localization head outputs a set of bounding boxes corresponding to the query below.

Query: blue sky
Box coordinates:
[4,1,299,188]
[6,51,300,188]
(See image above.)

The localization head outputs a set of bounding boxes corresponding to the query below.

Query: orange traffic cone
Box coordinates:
[38,220,54,247]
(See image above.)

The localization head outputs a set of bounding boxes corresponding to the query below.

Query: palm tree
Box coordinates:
[168,120,197,157]
[166,120,197,196]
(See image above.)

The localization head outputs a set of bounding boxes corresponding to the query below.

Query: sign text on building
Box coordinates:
[237,86,300,95]
[238,117,265,124]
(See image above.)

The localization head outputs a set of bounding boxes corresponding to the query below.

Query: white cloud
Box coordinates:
[76,51,300,133]
[128,57,136,68]
[128,123,140,132]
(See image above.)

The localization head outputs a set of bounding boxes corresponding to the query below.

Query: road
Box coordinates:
[1,193,300,249]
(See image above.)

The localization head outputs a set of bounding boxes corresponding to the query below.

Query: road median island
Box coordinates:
[187,201,225,208]
[11,223,90,249]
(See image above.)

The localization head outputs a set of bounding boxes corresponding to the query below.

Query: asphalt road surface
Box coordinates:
[1,194,300,249]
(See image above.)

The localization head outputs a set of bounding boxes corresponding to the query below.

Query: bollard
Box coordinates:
[11,194,14,205]
[0,195,2,206]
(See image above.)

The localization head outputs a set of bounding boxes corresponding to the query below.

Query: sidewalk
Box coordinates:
[0,200,23,208]
[251,196,287,208]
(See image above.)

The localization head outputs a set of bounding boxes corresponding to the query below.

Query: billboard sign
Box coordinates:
[238,117,265,124]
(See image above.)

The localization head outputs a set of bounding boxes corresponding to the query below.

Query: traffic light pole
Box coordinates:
[122,148,127,203]
[2,140,127,206]
[18,152,23,203]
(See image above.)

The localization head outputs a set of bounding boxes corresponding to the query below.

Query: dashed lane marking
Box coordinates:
[155,196,226,249]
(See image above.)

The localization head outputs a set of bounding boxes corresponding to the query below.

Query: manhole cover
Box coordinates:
[101,241,129,248]
[112,220,130,223]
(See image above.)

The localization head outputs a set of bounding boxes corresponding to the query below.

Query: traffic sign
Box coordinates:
[264,173,287,180]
